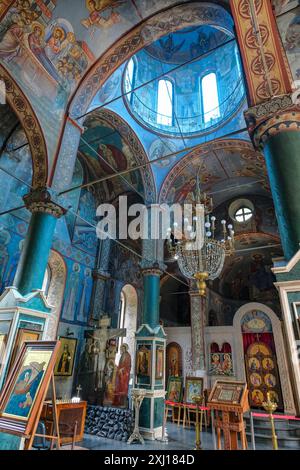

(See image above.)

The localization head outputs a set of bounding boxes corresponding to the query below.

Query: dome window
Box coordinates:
[157,79,173,127]
[201,72,220,124]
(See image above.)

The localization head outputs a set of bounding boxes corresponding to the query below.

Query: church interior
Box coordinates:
[0,0,300,452]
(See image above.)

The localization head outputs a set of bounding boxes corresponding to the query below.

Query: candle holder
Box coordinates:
[262,392,278,450]
[192,395,203,450]
[128,388,147,445]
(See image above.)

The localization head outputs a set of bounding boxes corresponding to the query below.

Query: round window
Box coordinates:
[234,207,253,223]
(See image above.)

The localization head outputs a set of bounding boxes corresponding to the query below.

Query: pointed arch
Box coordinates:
[0,64,48,188]
[83,108,156,203]
[44,249,67,340]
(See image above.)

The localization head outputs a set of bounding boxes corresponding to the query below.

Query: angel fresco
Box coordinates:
[81,0,124,37]
[4,360,46,418]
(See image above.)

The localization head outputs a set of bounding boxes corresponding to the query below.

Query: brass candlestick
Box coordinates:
[192,395,203,450]
[262,392,278,450]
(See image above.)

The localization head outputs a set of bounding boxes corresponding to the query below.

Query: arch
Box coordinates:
[0,64,48,188]
[158,139,267,204]
[166,342,183,383]
[233,302,295,414]
[83,108,156,203]
[117,284,138,370]
[44,249,67,340]
[68,2,234,120]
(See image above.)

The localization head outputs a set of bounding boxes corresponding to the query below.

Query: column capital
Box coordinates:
[140,266,165,277]
[92,269,111,281]
[23,188,66,218]
[245,93,300,149]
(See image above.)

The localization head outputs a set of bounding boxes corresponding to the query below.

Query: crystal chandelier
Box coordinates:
[167,173,235,296]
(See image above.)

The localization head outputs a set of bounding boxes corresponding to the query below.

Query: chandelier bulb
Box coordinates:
[221,220,226,225]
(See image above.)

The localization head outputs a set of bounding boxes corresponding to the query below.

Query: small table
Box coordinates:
[41,400,87,446]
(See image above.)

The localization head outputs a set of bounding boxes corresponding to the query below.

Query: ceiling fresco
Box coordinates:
[159,140,270,206]
[144,25,229,64]
[214,240,282,303]
[79,109,156,203]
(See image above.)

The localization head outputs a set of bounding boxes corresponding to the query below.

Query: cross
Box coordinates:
[76,384,82,398]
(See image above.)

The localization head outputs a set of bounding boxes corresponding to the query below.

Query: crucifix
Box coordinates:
[90,315,126,392]
[76,384,82,399]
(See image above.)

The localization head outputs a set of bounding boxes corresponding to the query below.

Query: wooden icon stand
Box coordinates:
[24,373,60,450]
[207,380,249,450]
[0,341,61,450]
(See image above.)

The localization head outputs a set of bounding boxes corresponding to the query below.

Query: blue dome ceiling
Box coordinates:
[123,25,246,138]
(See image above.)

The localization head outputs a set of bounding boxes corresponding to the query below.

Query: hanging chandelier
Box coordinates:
[167,172,235,296]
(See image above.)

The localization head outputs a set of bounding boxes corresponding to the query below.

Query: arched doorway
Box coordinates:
[117,284,138,376]
[166,342,183,385]
[44,250,67,340]
[233,303,296,414]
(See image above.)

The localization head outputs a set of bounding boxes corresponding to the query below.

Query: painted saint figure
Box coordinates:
[57,344,71,374]
[5,361,46,418]
[28,24,61,82]
[113,343,131,407]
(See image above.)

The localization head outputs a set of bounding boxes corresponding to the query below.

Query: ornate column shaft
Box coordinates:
[13,188,65,296]
[190,280,207,373]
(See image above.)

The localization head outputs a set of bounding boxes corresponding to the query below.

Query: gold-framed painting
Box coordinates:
[136,345,151,377]
[54,336,78,377]
[9,328,41,373]
[166,376,183,403]
[184,377,204,404]
[208,380,246,405]
[155,346,164,380]
[0,341,60,435]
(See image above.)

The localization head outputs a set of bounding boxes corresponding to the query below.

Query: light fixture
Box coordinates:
[167,171,235,296]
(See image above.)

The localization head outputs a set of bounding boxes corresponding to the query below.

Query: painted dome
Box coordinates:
[123,25,246,138]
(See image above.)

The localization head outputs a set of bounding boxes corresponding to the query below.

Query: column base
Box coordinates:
[139,389,166,441]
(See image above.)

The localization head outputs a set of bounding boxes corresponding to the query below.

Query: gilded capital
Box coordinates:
[23,188,66,218]
[245,93,300,150]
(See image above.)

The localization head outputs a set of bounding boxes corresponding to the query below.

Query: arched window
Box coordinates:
[157,79,173,126]
[201,72,220,124]
[42,266,51,298]
[125,57,136,102]
[119,291,126,329]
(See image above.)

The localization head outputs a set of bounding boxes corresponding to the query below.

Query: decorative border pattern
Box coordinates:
[0,64,48,188]
[84,108,156,203]
[230,0,292,106]
[245,95,300,148]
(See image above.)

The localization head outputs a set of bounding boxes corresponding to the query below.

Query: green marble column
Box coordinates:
[264,131,300,261]
[13,189,65,296]
[135,260,166,440]
[245,96,300,261]
[0,190,65,450]
[143,268,161,329]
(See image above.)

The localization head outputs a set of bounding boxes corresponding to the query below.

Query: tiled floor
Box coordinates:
[81,422,274,451]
